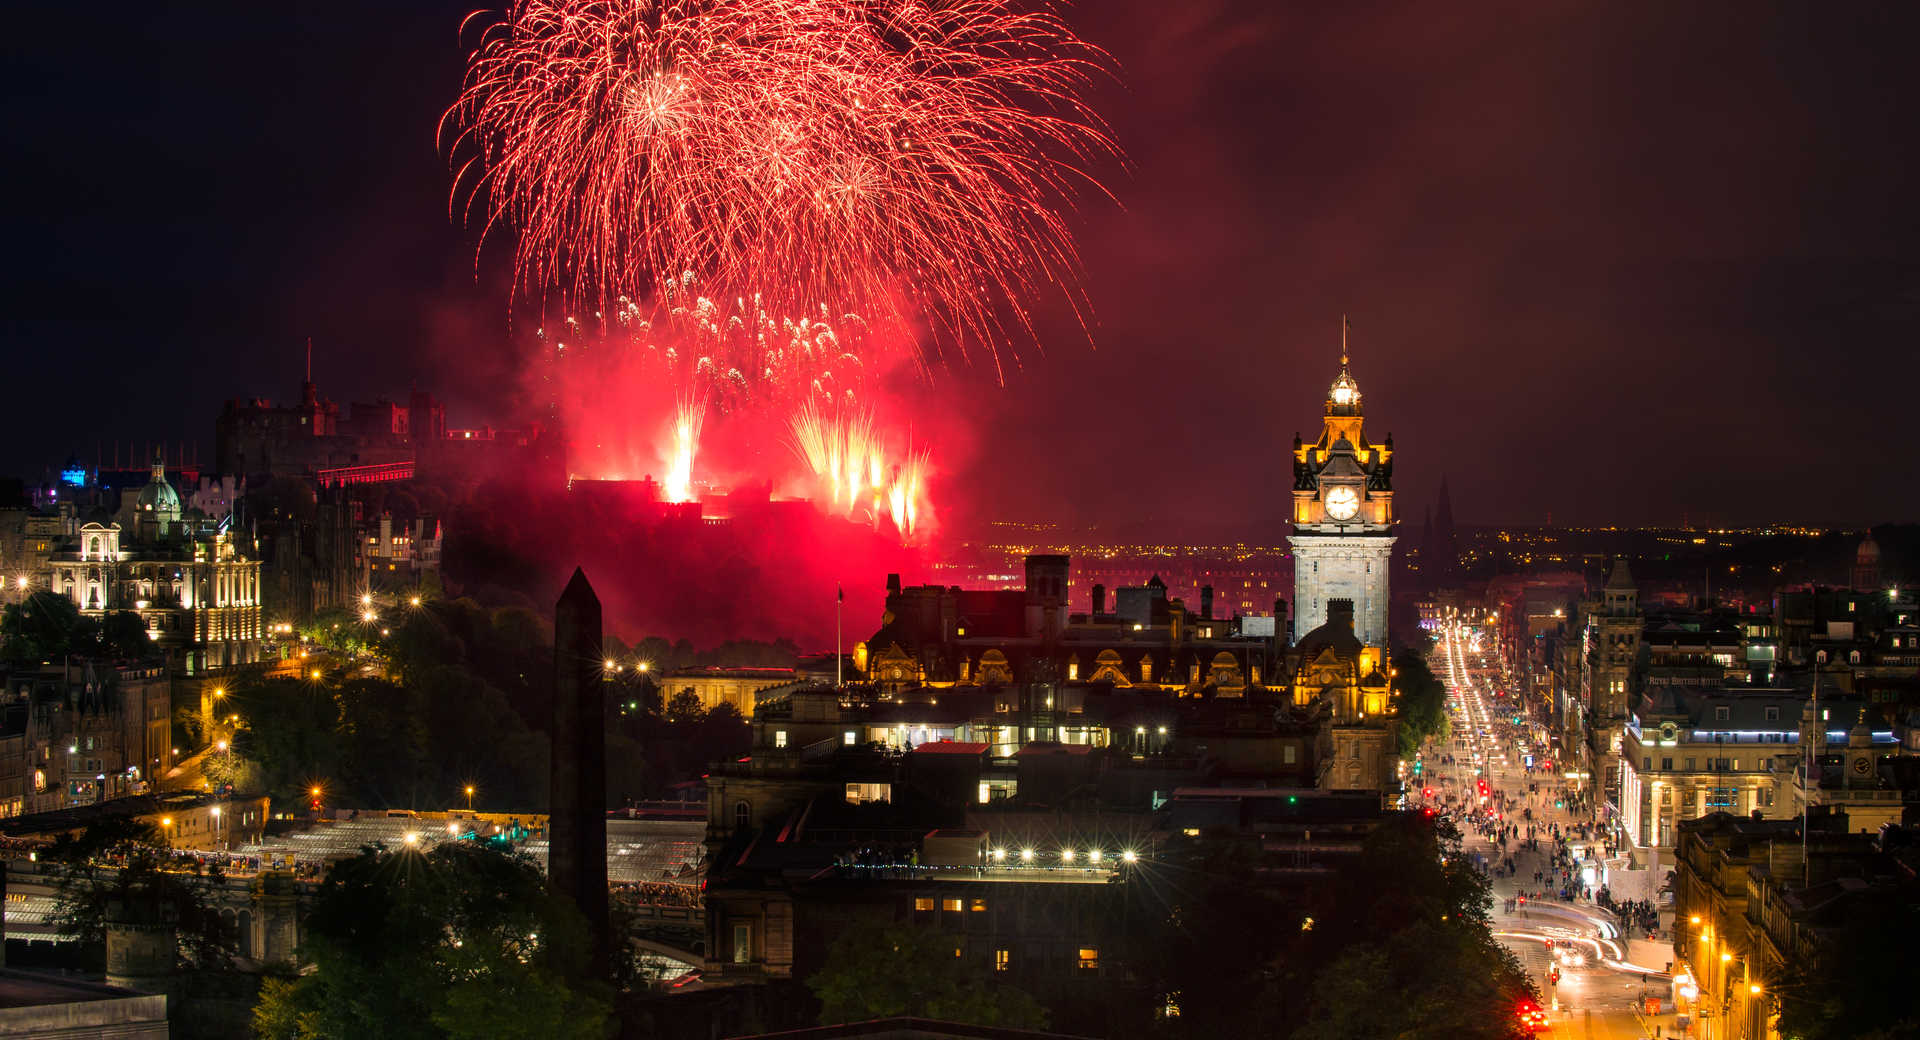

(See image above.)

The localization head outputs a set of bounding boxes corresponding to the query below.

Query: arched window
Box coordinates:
[734,800,751,831]
[88,536,100,557]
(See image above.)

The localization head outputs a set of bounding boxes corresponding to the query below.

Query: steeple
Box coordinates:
[1327,315,1362,416]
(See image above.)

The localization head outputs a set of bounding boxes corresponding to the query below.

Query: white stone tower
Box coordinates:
[1288,318,1396,649]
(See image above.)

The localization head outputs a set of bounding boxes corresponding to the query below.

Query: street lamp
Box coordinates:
[465,785,475,812]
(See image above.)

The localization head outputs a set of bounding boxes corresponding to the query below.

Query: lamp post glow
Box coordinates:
[465,785,475,812]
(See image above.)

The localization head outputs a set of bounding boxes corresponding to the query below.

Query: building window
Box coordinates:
[1684,758,1695,771]
[942,898,963,913]
[915,897,935,912]
[733,923,752,964]
[774,730,788,748]
[1715,706,1730,721]
[1078,946,1100,970]
[971,898,987,912]
[1765,706,1780,721]
[1661,758,1673,771]
[1284,744,1298,764]
[1643,757,1651,771]
[734,801,751,831]
[994,949,1010,972]
[843,730,856,746]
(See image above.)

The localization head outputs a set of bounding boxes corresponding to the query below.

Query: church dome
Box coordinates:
[135,458,181,520]
[1858,536,1881,563]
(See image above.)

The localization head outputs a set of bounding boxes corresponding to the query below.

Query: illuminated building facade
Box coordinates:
[858,555,1280,700]
[45,459,263,673]
[1585,556,1642,801]
[0,661,174,815]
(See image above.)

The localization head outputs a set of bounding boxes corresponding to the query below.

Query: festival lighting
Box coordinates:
[447,0,1116,368]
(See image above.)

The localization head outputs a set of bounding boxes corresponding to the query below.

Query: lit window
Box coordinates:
[942,898,963,913]
[1078,946,1100,970]
[970,898,987,912]
[995,949,1010,972]
[774,730,788,748]
[843,731,856,746]
[914,897,935,912]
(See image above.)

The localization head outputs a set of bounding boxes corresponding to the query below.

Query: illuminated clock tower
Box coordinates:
[1288,320,1396,648]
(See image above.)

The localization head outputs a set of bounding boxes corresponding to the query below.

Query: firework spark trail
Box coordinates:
[787,402,931,540]
[448,0,1117,378]
[663,397,704,503]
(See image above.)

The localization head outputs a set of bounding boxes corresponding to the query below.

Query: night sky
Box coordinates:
[6,1,1917,534]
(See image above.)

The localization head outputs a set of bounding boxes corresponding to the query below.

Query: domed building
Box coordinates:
[1852,533,1881,591]
[47,452,262,673]
[130,452,183,539]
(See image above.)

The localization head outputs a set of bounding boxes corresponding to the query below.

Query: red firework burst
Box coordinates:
[445,0,1116,378]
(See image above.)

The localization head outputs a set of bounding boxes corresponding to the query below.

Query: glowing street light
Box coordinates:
[360,593,373,607]
[465,785,475,812]
[409,595,422,607]
[1020,848,1034,863]
[1122,850,1138,863]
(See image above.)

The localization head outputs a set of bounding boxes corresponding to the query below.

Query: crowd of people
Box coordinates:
[612,879,702,907]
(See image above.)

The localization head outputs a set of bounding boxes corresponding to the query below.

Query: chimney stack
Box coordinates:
[1091,584,1106,616]
[1201,585,1214,620]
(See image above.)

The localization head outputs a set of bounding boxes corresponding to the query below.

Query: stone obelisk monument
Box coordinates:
[552,567,609,979]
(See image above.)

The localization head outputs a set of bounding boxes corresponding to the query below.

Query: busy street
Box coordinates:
[1422,620,1686,1039]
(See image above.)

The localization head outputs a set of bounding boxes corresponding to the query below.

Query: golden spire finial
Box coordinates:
[1340,314,1350,369]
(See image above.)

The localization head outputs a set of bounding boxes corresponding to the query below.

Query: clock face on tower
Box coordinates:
[1325,486,1360,521]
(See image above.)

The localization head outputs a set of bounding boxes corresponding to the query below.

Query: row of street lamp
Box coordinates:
[987,847,1138,865]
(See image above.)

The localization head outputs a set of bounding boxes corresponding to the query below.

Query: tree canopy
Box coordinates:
[1123,813,1534,1039]
[251,842,609,1040]
[1393,648,1450,758]
[807,923,1047,1030]
[1775,894,1920,1040]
